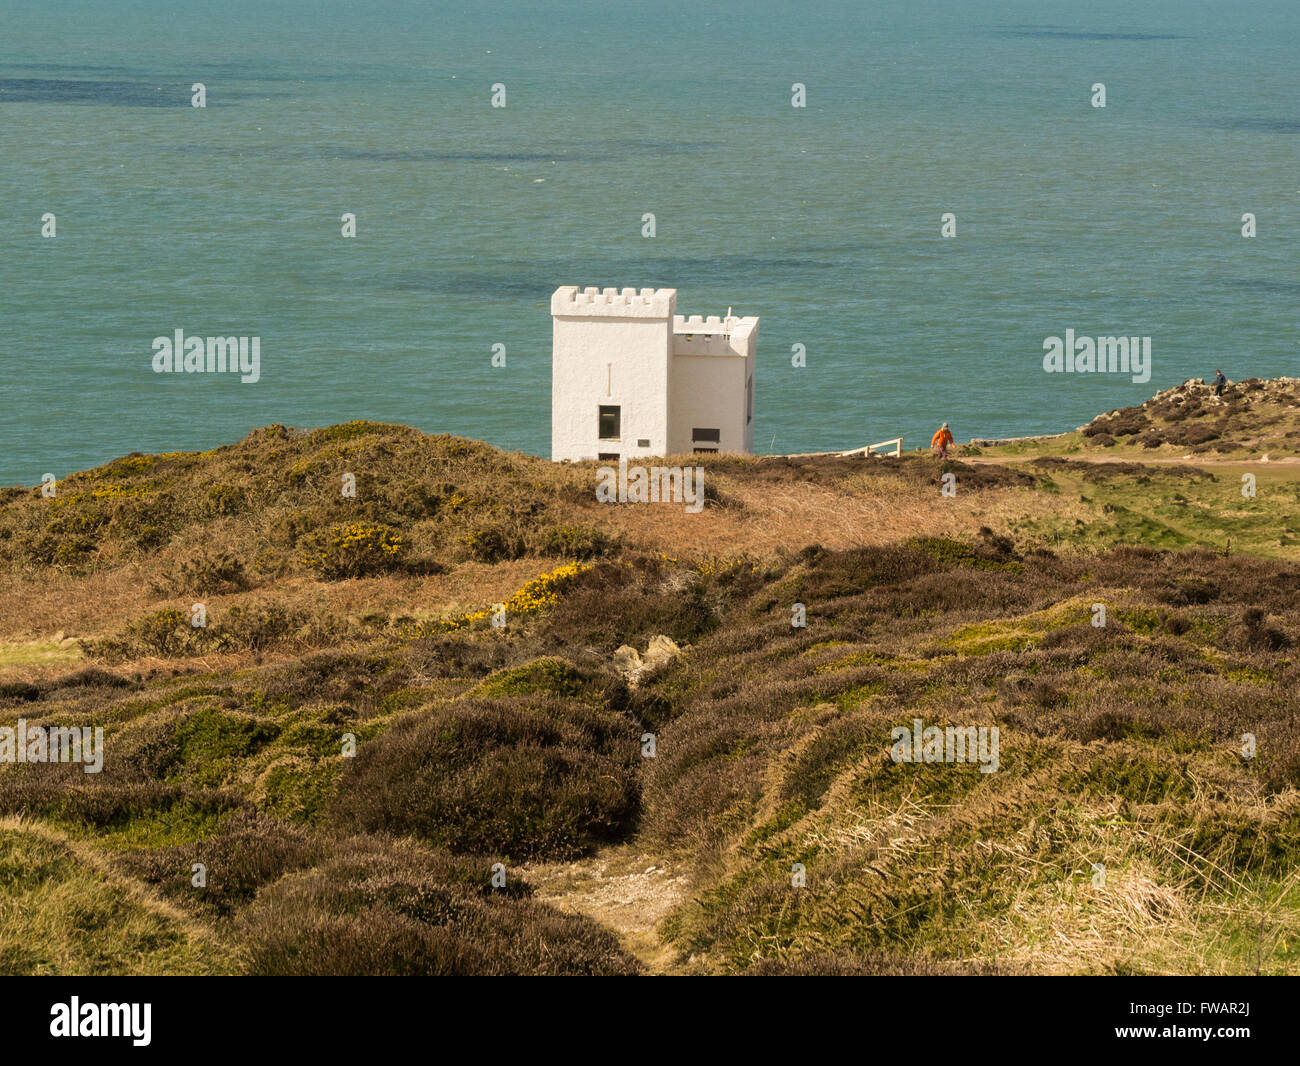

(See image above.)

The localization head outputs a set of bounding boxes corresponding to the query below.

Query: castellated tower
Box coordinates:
[550,286,758,462]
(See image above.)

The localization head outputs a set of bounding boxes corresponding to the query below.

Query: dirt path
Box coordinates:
[520,845,690,974]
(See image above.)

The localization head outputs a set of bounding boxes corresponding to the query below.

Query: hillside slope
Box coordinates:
[1,387,1298,975]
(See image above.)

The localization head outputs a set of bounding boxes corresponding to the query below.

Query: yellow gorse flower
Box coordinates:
[397,562,591,636]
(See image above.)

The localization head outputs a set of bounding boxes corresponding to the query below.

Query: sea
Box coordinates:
[1,0,1296,485]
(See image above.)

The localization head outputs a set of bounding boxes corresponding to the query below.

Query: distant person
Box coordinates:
[1213,369,1227,397]
[931,422,954,458]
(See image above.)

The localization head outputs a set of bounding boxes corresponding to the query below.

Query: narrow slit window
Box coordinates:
[598,405,621,440]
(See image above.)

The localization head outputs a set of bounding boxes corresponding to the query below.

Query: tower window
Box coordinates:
[598,405,621,440]
[692,427,720,443]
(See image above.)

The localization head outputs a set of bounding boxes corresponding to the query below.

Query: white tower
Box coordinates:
[550,285,758,462]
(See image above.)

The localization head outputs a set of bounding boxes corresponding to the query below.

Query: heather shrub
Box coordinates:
[401,634,515,682]
[118,811,324,917]
[251,648,409,713]
[0,776,245,837]
[470,656,626,706]
[237,839,639,975]
[331,695,640,859]
[1170,423,1220,447]
[1097,408,1149,437]
[541,561,721,650]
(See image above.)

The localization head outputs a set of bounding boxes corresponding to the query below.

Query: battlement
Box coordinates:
[552,285,677,318]
[672,313,759,335]
[672,313,759,357]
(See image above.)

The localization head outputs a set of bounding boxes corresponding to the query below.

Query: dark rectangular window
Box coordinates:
[692,427,720,443]
[637,438,650,448]
[598,452,620,461]
[693,447,718,455]
[598,405,621,440]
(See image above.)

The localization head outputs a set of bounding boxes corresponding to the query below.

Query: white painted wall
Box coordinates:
[551,287,675,461]
[667,316,758,454]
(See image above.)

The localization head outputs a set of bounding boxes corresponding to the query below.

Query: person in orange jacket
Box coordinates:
[931,422,954,458]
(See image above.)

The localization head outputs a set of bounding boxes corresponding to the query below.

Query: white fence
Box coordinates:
[840,437,903,458]
[771,437,903,460]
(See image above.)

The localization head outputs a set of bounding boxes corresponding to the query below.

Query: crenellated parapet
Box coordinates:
[672,313,760,357]
[552,285,677,318]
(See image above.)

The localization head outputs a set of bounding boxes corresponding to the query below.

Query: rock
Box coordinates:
[645,634,681,662]
[615,635,684,686]
[612,645,642,675]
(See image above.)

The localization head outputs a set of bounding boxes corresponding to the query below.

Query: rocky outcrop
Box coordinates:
[612,634,683,686]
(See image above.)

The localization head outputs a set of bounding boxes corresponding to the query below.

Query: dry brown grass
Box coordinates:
[595,463,1074,558]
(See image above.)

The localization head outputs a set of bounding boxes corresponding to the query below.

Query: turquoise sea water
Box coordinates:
[1,0,1296,485]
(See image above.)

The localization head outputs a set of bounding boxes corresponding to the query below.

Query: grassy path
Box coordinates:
[520,845,689,975]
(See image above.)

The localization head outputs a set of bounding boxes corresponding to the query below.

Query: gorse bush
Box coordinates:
[461,525,528,563]
[300,523,407,578]
[0,424,600,580]
[539,559,742,651]
[125,608,189,656]
[153,549,250,595]
[537,524,621,560]
[85,602,310,659]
